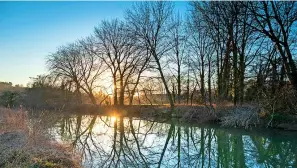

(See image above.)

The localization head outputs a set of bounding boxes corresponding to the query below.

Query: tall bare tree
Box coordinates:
[47,42,105,105]
[249,1,297,90]
[126,2,175,111]
[168,14,187,104]
[78,39,107,105]
[93,19,144,105]
[188,9,215,104]
[47,43,83,103]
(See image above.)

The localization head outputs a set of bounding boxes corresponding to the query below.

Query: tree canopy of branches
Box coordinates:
[43,1,297,115]
[47,42,106,105]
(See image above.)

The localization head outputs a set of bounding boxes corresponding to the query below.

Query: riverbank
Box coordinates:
[34,104,297,131]
[0,108,81,168]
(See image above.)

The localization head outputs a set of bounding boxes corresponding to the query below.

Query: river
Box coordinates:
[46,115,297,168]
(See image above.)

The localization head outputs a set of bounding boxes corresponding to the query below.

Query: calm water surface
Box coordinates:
[47,115,297,168]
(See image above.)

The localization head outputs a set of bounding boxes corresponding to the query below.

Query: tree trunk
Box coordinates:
[75,82,82,104]
[280,64,285,87]
[220,26,232,100]
[271,58,277,95]
[232,37,238,105]
[172,82,176,103]
[186,59,190,105]
[200,71,205,104]
[283,42,297,90]
[239,53,245,104]
[177,65,181,104]
[129,92,134,105]
[129,71,142,105]
[113,75,118,106]
[89,93,97,105]
[153,53,175,112]
[119,77,125,106]
[208,61,212,106]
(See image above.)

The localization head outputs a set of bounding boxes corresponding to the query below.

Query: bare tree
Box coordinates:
[126,48,151,105]
[126,1,175,111]
[189,2,265,105]
[187,11,215,104]
[47,43,83,103]
[168,14,187,104]
[47,41,105,105]
[249,1,297,90]
[78,39,107,105]
[93,19,145,106]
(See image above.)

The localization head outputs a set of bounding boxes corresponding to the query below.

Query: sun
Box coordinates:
[110,116,117,124]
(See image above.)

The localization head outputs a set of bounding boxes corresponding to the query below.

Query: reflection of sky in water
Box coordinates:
[49,115,297,168]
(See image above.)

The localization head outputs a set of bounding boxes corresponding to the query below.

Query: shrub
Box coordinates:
[220,105,260,129]
[179,105,217,123]
[0,91,21,108]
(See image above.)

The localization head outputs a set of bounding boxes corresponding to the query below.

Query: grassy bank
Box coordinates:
[0,108,81,168]
[17,103,297,134]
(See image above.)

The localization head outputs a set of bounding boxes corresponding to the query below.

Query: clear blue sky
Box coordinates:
[0,1,188,86]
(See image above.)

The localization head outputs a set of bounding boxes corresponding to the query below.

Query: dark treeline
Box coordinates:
[28,1,297,115]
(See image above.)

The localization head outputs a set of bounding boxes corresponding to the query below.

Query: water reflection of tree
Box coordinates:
[250,136,297,168]
[56,116,297,168]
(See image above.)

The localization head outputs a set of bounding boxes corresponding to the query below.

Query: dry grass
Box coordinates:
[0,107,82,168]
[0,108,28,133]
[219,105,260,129]
[177,106,217,123]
